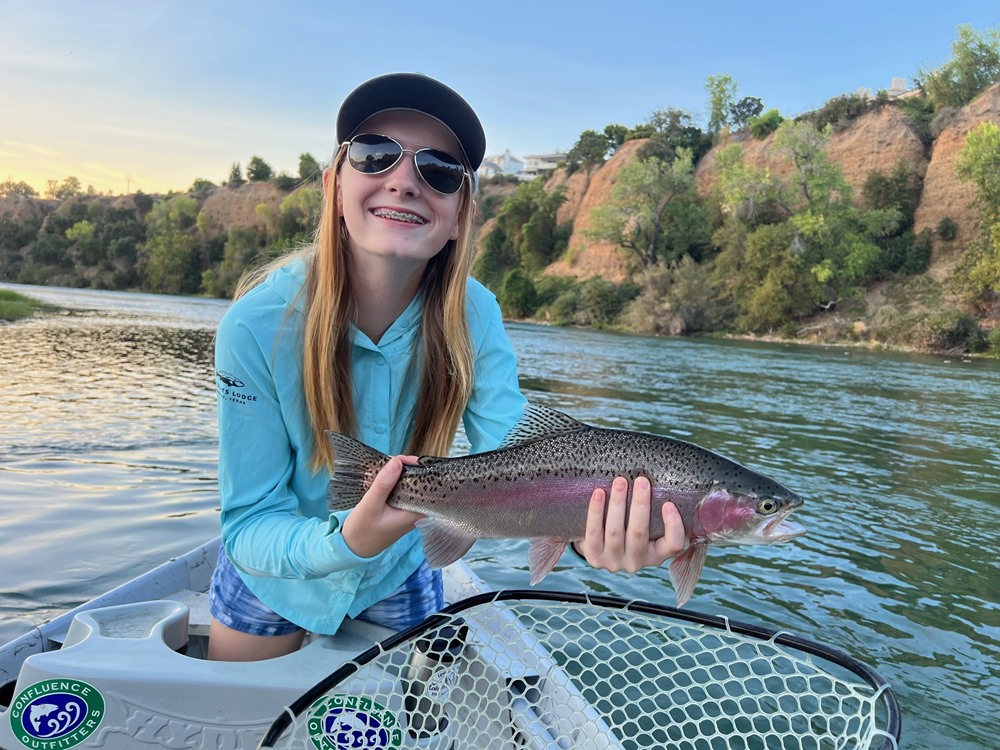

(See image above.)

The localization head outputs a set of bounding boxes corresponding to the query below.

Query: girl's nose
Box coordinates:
[383,152,421,196]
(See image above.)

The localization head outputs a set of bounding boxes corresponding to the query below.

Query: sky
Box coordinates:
[1,1,997,196]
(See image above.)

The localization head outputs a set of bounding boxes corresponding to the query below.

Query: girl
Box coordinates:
[208,73,685,661]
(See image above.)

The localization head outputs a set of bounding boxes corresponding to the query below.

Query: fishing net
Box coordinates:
[258,591,900,750]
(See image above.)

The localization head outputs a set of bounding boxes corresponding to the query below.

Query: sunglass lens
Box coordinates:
[415,150,466,195]
[348,134,402,173]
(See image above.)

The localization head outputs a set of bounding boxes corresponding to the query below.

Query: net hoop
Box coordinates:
[258,590,901,749]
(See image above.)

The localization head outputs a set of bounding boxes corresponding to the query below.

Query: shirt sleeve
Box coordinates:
[214,300,375,579]
[463,289,527,454]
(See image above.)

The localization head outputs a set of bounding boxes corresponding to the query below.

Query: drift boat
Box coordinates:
[0,538,901,749]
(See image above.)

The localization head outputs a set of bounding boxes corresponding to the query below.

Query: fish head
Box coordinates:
[695,484,805,546]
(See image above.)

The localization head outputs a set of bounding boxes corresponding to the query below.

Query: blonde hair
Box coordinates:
[234,142,476,470]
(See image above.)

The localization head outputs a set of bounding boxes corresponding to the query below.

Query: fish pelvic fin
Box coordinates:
[668,543,708,608]
[498,403,586,449]
[528,538,569,585]
[325,431,390,511]
[415,517,478,569]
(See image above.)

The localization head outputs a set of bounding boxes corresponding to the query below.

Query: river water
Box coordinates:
[0,283,997,749]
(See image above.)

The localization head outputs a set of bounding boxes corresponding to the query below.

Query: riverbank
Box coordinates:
[0,290,55,321]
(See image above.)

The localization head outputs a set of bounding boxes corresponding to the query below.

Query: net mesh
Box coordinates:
[264,592,899,750]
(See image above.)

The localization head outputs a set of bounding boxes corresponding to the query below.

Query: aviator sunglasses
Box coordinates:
[346,133,468,195]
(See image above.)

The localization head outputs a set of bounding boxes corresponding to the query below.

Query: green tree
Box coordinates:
[711,122,886,331]
[141,231,200,294]
[473,180,567,289]
[749,109,784,140]
[55,177,83,199]
[499,269,538,318]
[65,219,102,266]
[730,96,763,129]
[956,121,1000,224]
[0,180,38,198]
[565,129,609,185]
[228,162,245,187]
[953,121,1000,304]
[706,74,738,136]
[146,196,199,236]
[298,152,323,182]
[603,124,629,154]
[276,188,322,241]
[588,148,703,272]
[246,156,274,182]
[917,24,1000,110]
[190,178,216,192]
[204,227,263,297]
[638,108,710,162]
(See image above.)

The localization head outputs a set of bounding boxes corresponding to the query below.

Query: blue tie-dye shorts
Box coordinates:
[208,545,444,636]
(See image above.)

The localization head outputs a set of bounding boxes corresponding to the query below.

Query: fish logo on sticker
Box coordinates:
[307,694,401,749]
[9,679,105,749]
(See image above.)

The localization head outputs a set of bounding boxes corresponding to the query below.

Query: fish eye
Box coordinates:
[757,498,779,515]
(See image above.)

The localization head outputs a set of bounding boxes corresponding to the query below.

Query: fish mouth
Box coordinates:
[757,507,806,543]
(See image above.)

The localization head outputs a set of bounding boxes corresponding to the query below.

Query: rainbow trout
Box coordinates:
[327,404,804,606]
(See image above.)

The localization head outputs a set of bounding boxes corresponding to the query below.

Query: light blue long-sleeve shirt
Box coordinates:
[214,257,526,633]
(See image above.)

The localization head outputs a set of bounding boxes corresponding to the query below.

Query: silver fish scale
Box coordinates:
[389,426,791,539]
[401,426,770,496]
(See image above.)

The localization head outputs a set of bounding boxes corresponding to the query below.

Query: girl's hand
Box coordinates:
[341,456,424,558]
[575,476,685,573]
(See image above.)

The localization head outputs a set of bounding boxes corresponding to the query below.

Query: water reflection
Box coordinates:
[0,293,997,750]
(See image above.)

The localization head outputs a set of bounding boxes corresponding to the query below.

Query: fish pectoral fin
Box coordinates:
[668,543,708,608]
[414,518,478,569]
[528,538,569,585]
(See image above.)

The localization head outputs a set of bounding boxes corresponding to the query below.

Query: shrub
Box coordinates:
[937,217,958,241]
[534,275,577,309]
[749,109,783,140]
[800,93,874,131]
[862,162,920,222]
[987,325,1000,356]
[548,289,580,325]
[499,269,538,319]
[922,311,987,353]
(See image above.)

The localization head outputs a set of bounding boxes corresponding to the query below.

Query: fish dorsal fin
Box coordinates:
[498,404,586,449]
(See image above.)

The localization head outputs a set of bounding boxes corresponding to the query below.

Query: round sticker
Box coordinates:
[9,679,105,749]
[307,694,401,749]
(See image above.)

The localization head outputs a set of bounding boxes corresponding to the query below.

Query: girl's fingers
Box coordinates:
[582,487,607,557]
[602,476,629,558]
[624,475,652,571]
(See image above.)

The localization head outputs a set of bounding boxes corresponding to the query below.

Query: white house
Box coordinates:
[522,152,565,179]
[480,149,525,178]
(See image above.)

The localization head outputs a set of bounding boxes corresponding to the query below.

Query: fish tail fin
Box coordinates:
[326,431,390,511]
[668,543,708,608]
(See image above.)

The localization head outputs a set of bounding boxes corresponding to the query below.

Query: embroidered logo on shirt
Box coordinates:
[216,370,259,406]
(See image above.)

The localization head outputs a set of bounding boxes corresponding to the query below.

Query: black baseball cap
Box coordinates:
[336,73,486,171]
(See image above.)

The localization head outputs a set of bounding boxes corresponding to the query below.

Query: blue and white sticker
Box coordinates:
[307,694,401,749]
[9,679,105,749]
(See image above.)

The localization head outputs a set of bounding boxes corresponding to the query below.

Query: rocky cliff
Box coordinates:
[913,86,1000,280]
[541,84,1000,289]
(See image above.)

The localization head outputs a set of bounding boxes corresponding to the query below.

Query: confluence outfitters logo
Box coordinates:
[307,694,401,749]
[9,679,105,749]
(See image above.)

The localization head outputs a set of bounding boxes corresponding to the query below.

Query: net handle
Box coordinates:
[257,589,901,749]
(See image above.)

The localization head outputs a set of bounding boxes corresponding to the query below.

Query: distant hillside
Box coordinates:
[506,83,999,346]
[541,83,999,286]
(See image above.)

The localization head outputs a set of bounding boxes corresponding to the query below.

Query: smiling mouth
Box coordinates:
[372,208,427,225]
